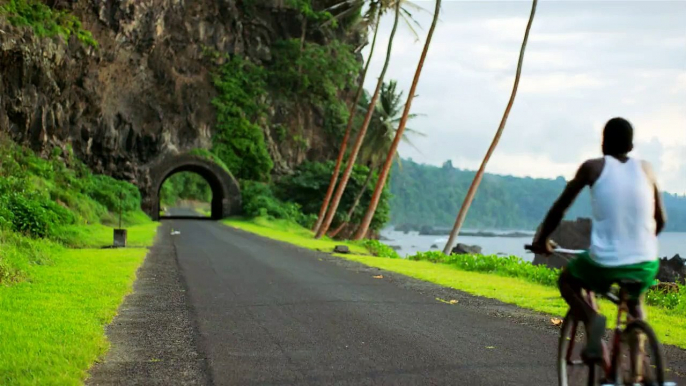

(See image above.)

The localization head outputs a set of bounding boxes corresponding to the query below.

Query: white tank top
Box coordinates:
[590,156,658,266]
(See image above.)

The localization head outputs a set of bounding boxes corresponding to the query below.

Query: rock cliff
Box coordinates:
[0,0,363,189]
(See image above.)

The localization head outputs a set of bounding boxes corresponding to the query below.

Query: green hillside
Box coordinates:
[389,159,686,231]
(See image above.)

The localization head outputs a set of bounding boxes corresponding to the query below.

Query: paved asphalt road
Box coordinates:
[145,209,685,385]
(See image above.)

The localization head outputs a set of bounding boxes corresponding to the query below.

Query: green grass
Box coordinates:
[0,240,155,384]
[224,217,686,349]
[57,221,159,249]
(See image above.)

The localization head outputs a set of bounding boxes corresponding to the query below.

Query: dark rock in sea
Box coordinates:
[430,244,438,249]
[657,254,685,284]
[451,243,482,255]
[418,225,451,236]
[333,245,350,254]
[389,245,402,251]
[379,235,392,241]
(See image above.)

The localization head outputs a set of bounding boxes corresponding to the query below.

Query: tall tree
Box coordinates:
[328,81,422,238]
[315,0,402,239]
[313,0,424,233]
[441,0,538,254]
[312,3,383,233]
[352,0,441,240]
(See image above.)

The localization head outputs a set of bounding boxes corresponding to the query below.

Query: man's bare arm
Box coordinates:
[642,161,667,235]
[533,162,593,248]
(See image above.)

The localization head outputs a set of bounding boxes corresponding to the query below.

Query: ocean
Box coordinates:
[379,228,685,262]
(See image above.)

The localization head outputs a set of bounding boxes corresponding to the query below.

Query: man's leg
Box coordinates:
[558,269,607,360]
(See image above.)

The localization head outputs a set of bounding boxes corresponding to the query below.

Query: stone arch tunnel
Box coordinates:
[141,153,242,220]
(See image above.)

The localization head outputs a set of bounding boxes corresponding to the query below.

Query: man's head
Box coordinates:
[602,117,634,156]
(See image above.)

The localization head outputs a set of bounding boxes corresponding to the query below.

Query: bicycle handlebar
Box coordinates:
[524,244,584,254]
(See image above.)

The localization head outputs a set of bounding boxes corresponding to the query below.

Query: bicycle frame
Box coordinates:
[566,287,642,383]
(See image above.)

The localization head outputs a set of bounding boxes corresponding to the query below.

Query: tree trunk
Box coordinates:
[312,9,382,233]
[315,1,401,239]
[328,164,375,238]
[352,0,442,241]
[441,0,538,255]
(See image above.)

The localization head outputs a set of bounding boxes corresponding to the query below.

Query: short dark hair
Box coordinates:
[602,117,634,155]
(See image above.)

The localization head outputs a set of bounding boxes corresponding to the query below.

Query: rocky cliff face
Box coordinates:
[0,0,363,187]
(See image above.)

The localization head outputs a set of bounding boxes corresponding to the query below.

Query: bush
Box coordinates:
[85,175,141,214]
[273,161,391,232]
[241,180,314,227]
[0,0,98,47]
[0,177,75,238]
[409,251,561,287]
[0,138,146,237]
[361,239,400,259]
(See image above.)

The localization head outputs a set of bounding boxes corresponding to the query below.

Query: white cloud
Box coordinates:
[510,73,606,94]
[362,0,686,194]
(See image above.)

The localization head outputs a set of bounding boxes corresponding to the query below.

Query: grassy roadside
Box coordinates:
[223,217,686,349]
[0,223,158,385]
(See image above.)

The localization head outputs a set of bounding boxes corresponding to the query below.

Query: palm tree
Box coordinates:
[441,0,538,254]
[312,3,383,233]
[352,0,442,241]
[312,0,425,233]
[328,81,423,238]
[315,0,402,239]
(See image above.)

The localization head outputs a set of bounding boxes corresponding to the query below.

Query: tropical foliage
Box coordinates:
[160,172,212,207]
[0,0,97,46]
[273,161,391,232]
[388,159,686,231]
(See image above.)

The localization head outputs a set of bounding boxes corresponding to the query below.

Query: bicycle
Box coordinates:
[524,244,676,386]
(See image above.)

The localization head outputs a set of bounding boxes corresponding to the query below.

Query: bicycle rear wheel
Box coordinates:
[558,311,602,386]
[614,319,665,385]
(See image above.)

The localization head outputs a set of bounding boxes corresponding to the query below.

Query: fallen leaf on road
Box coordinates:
[551,318,563,326]
[373,275,383,279]
[449,300,458,304]
[486,346,495,349]
[436,298,458,305]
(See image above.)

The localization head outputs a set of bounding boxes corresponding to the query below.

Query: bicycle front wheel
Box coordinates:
[614,319,665,385]
[558,311,601,386]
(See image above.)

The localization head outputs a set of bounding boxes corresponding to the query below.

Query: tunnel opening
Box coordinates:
[159,170,215,219]
[144,153,242,221]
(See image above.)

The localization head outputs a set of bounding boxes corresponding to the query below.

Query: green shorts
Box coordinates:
[566,251,659,299]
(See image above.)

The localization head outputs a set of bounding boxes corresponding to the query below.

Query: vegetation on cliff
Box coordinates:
[388,159,686,231]
[0,0,97,46]
[202,1,394,234]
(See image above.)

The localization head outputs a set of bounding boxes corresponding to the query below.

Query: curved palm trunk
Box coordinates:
[328,164,376,238]
[352,0,442,241]
[315,1,401,239]
[312,9,382,233]
[441,0,538,255]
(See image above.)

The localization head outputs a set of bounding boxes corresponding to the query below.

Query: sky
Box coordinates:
[361,0,686,194]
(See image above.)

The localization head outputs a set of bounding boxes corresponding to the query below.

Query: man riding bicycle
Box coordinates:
[529,117,667,362]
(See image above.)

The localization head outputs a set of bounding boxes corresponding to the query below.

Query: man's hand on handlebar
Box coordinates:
[526,239,557,255]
